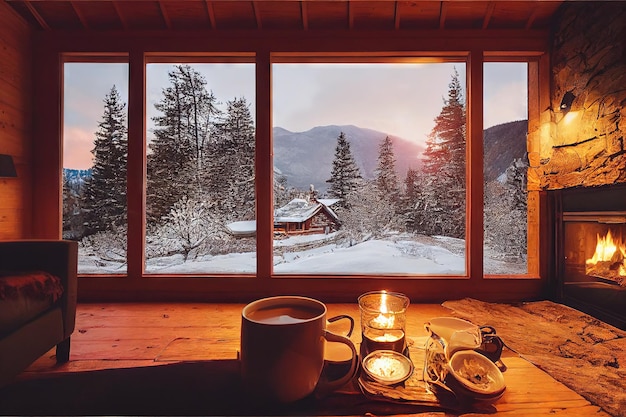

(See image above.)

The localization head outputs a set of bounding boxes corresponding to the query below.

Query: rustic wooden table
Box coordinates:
[14,303,611,416]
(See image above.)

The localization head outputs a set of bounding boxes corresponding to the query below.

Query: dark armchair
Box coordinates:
[0,240,78,388]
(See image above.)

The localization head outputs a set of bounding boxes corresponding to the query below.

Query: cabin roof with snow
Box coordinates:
[274,198,339,224]
[225,199,340,236]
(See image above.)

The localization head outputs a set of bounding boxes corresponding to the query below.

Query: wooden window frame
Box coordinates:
[33,30,551,302]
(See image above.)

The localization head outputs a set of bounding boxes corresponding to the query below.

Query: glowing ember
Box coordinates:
[586,229,626,284]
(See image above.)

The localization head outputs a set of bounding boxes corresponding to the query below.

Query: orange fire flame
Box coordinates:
[586,230,626,277]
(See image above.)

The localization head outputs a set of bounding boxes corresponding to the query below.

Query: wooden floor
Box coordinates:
[17,303,612,416]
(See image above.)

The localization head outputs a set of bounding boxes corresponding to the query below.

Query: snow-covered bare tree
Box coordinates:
[147,65,221,223]
[154,196,211,261]
[415,68,466,238]
[326,131,362,209]
[338,181,404,246]
[82,85,128,236]
[81,226,128,266]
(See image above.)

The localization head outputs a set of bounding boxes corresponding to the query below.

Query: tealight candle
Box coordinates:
[362,327,406,354]
[358,291,410,355]
[362,350,414,385]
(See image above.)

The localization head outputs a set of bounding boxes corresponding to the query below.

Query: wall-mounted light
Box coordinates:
[560,91,576,114]
[0,154,17,178]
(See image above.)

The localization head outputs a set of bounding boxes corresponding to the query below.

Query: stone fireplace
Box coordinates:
[524,3,626,328]
[554,184,626,329]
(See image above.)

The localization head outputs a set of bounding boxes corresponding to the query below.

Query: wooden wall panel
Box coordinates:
[0,0,32,240]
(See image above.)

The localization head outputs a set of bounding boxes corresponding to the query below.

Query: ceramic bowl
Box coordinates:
[446,350,506,401]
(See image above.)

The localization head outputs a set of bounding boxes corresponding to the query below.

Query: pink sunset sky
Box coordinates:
[63,62,527,170]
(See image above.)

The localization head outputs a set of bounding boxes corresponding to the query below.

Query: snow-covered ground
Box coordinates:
[78,232,526,276]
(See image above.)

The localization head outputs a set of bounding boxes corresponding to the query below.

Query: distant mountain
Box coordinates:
[63,168,91,187]
[63,168,91,182]
[61,121,526,195]
[483,120,528,183]
[273,125,425,193]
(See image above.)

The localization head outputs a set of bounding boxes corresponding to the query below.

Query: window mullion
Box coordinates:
[256,50,273,280]
[127,50,146,280]
[467,49,484,280]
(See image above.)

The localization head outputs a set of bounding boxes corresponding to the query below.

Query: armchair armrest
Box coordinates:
[0,240,78,338]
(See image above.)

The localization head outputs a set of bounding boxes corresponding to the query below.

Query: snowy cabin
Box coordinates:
[274,198,340,236]
[226,198,340,237]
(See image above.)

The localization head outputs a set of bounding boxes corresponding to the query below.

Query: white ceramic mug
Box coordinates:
[240,296,358,403]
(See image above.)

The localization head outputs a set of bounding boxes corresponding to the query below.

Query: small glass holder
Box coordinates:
[358,291,410,357]
[361,349,414,385]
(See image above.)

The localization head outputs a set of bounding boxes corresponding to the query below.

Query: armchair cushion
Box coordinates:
[0,271,64,337]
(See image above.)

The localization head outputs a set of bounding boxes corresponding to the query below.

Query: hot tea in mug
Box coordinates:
[240,296,357,403]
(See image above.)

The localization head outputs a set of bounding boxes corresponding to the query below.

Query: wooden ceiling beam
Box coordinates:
[394,1,400,30]
[252,1,262,29]
[70,1,89,29]
[301,1,308,30]
[158,1,173,29]
[348,1,354,30]
[439,1,447,29]
[111,1,128,30]
[23,0,49,30]
[4,0,564,33]
[525,7,539,30]
[205,1,216,29]
[482,1,495,29]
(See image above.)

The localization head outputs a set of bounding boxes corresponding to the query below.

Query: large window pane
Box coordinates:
[144,63,256,274]
[63,62,129,274]
[483,62,528,275]
[272,62,467,275]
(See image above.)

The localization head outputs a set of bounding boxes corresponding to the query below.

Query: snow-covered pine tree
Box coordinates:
[326,132,362,209]
[208,97,255,221]
[403,167,419,205]
[147,65,221,223]
[82,85,128,236]
[62,170,85,239]
[273,168,291,207]
[375,135,400,203]
[484,157,528,259]
[505,157,528,212]
[416,68,466,238]
[401,167,420,231]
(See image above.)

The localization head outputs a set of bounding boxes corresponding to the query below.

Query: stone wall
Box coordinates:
[528,2,625,191]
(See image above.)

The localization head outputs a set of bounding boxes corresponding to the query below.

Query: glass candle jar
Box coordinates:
[358,291,410,356]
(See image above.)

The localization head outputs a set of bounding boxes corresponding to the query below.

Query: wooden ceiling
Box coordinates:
[6,0,564,32]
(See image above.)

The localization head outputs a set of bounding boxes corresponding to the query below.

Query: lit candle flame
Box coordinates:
[371,291,395,328]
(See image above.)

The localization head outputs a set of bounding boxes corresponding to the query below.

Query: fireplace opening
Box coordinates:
[564,212,626,285]
[555,185,626,330]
